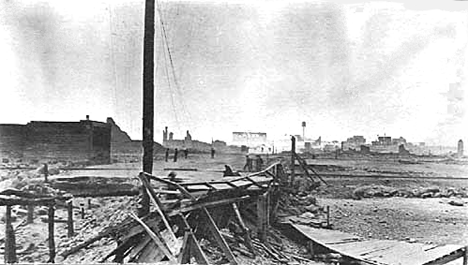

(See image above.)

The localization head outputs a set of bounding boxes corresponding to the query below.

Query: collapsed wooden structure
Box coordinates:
[83,162,288,264]
[0,189,72,263]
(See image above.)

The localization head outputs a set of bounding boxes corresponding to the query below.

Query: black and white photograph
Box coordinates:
[0,0,467,264]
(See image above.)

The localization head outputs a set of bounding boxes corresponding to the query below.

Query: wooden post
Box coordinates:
[326,206,330,228]
[257,193,268,242]
[67,201,74,237]
[44,163,49,182]
[232,203,255,254]
[307,241,315,258]
[290,136,296,186]
[27,204,34,224]
[81,206,85,219]
[87,198,92,209]
[140,0,155,217]
[463,246,467,265]
[48,205,56,263]
[4,206,17,263]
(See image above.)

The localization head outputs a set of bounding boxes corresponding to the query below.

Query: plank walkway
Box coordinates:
[291,224,467,265]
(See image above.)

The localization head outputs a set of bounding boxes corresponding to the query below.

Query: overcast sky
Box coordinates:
[1,0,467,145]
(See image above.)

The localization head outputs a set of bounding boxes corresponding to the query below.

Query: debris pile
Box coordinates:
[352,185,468,199]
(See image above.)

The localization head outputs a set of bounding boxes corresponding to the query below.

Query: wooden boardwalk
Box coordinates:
[291,224,467,265]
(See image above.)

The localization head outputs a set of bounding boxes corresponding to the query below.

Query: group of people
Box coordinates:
[164,147,216,162]
[243,154,264,172]
[165,148,189,162]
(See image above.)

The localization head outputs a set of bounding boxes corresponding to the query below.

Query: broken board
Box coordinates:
[291,223,466,265]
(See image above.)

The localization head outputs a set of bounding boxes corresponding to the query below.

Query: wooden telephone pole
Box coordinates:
[141,0,155,216]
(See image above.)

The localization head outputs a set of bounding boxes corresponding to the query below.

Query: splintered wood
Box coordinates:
[98,163,283,264]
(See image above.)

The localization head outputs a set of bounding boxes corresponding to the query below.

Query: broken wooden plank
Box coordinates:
[244,177,265,188]
[178,232,191,264]
[256,193,268,242]
[231,203,255,254]
[201,207,238,265]
[138,173,177,242]
[0,196,57,206]
[129,212,177,263]
[168,196,250,217]
[126,236,152,262]
[179,213,209,264]
[145,173,194,200]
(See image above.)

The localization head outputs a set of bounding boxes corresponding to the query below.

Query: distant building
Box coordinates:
[232,132,270,154]
[0,116,111,164]
[232,132,267,146]
[163,127,239,153]
[107,118,164,159]
[392,137,407,146]
[342,135,366,151]
[372,136,392,146]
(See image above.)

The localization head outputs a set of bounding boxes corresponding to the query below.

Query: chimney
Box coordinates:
[86,115,90,120]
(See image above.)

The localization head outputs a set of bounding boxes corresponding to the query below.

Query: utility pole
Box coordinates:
[290,136,296,186]
[302,121,306,141]
[140,0,155,217]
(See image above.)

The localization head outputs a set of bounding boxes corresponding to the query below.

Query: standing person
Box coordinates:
[256,155,263,171]
[184,148,188,159]
[174,148,178,162]
[165,148,169,162]
[243,155,252,172]
[211,147,215,159]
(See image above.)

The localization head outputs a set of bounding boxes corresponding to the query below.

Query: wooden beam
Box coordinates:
[178,232,191,264]
[67,201,74,238]
[129,213,177,263]
[4,206,17,263]
[463,246,467,265]
[201,208,238,265]
[48,205,56,263]
[138,173,177,242]
[294,153,327,185]
[231,203,255,254]
[244,177,264,188]
[425,249,465,265]
[181,181,239,189]
[203,182,217,190]
[256,193,268,242]
[168,196,250,217]
[145,173,195,200]
[0,196,57,206]
[179,214,209,264]
[27,205,34,224]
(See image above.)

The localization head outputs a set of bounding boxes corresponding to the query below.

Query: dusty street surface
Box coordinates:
[319,197,468,245]
[0,153,467,264]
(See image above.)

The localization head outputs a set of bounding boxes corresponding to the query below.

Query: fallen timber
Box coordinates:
[61,162,286,264]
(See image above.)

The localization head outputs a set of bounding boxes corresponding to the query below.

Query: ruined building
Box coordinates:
[108,118,164,160]
[162,127,213,151]
[342,135,366,151]
[0,116,111,164]
[162,127,239,153]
